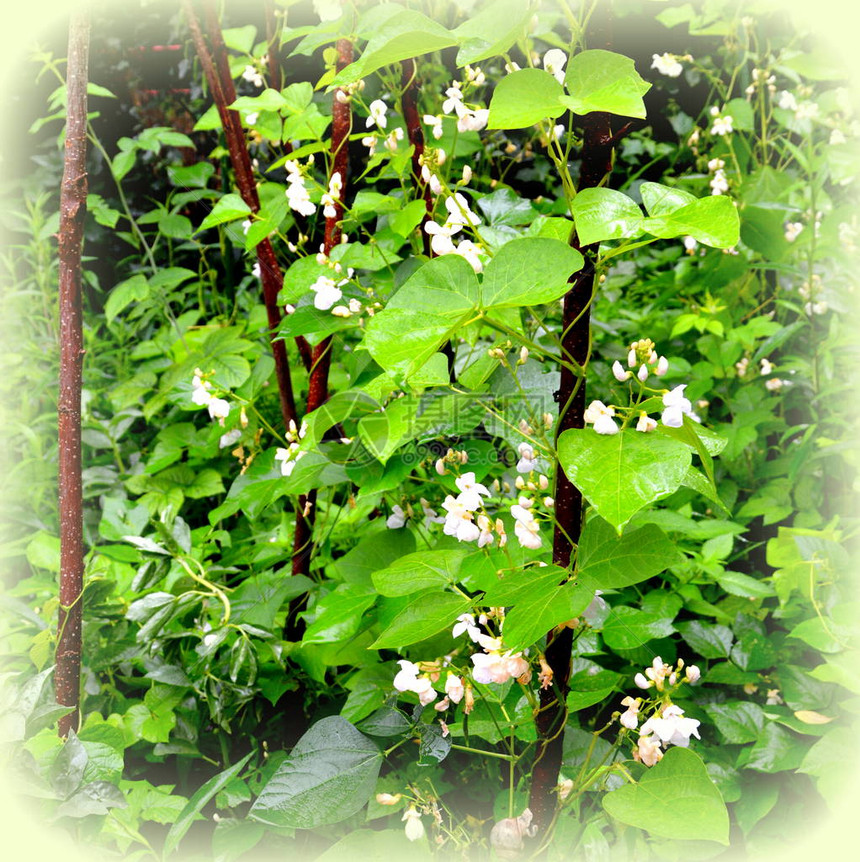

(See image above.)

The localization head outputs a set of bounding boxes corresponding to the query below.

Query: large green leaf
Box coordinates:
[602,747,729,844]
[499,581,594,652]
[303,586,377,645]
[479,238,583,308]
[558,429,692,532]
[641,195,740,248]
[250,717,382,828]
[333,10,457,86]
[639,182,697,216]
[561,50,650,119]
[571,187,644,245]
[577,517,681,588]
[487,68,565,129]
[372,550,468,597]
[371,591,472,649]
[363,255,479,380]
[454,0,532,65]
[601,606,675,649]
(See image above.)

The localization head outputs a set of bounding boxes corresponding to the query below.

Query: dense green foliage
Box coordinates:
[1,0,858,859]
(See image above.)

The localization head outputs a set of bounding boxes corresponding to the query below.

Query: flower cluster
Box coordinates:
[708,157,729,196]
[320,171,342,219]
[284,158,316,217]
[709,106,734,136]
[745,67,776,97]
[623,657,702,766]
[651,52,690,78]
[424,192,484,272]
[191,369,231,425]
[453,612,531,686]
[441,79,489,132]
[241,64,264,88]
[274,419,308,478]
[393,660,465,710]
[585,338,698,434]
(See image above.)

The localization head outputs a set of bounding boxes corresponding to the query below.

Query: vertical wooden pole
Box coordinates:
[528,111,615,832]
[56,8,90,739]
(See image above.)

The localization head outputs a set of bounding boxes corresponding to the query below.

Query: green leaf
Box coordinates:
[641,195,740,248]
[705,702,767,744]
[357,706,412,738]
[196,194,252,233]
[105,273,150,323]
[715,570,775,599]
[454,0,532,65]
[164,752,254,857]
[500,580,593,652]
[249,717,382,828]
[371,592,472,649]
[558,429,692,532]
[601,606,675,649]
[675,620,733,659]
[363,255,479,380]
[479,238,583,308]
[230,89,289,114]
[487,68,565,129]
[372,550,468,597]
[231,572,313,630]
[389,199,428,237]
[561,50,651,119]
[333,11,457,86]
[797,727,855,807]
[639,182,697,216]
[303,587,377,645]
[222,25,257,54]
[577,517,681,588]
[602,747,729,844]
[738,722,807,773]
[571,187,644,245]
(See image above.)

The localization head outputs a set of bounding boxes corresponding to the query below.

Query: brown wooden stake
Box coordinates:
[528,111,616,833]
[183,0,306,431]
[56,9,90,739]
[287,38,353,633]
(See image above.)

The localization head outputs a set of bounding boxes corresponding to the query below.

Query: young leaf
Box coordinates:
[164,752,254,857]
[195,194,252,233]
[454,0,532,65]
[332,10,457,86]
[249,717,382,828]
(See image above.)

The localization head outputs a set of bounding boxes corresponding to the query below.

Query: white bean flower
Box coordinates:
[543,49,568,84]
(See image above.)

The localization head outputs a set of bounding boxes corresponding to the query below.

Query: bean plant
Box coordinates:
[1,0,858,860]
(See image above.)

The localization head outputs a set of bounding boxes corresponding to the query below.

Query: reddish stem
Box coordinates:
[184,0,306,429]
[56,9,90,739]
